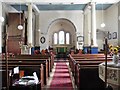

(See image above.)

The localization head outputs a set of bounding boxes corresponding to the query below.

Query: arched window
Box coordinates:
[66,33,70,44]
[59,31,64,44]
[54,33,57,44]
[53,31,70,45]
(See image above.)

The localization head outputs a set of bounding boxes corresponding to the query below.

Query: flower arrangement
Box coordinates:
[113,47,119,55]
[109,45,119,55]
[109,44,113,49]
[109,47,118,55]
[109,44,119,64]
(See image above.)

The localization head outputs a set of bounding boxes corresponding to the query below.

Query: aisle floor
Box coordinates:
[43,59,76,90]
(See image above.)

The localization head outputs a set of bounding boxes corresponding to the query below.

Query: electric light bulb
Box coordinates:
[101,23,105,28]
[18,24,23,30]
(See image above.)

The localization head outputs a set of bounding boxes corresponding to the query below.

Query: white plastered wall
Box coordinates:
[37,10,83,50]
[104,4,118,46]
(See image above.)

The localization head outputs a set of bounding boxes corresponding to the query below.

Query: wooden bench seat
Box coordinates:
[74,61,107,90]
[71,54,107,57]
[14,54,53,74]
[2,58,50,78]
[1,59,48,85]
[1,56,52,89]
[75,65,105,90]
[1,54,55,90]
[69,54,112,74]
[69,57,112,76]
[1,65,43,90]
[68,54,112,89]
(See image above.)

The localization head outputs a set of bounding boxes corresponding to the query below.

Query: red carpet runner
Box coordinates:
[50,62,73,90]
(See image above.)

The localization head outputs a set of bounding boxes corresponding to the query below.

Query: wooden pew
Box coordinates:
[69,54,112,68]
[1,54,55,89]
[2,54,51,78]
[1,58,48,85]
[1,64,43,90]
[70,54,112,59]
[2,53,55,73]
[15,54,53,76]
[69,54,112,75]
[69,54,112,76]
[68,54,112,89]
[1,58,49,90]
[49,53,55,71]
[0,69,11,90]
[75,64,105,90]
[9,65,43,90]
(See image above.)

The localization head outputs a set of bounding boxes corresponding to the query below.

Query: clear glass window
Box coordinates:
[53,31,70,45]
[59,31,64,44]
[66,33,70,44]
[54,33,57,44]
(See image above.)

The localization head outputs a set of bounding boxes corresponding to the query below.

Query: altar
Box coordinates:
[99,62,120,90]
[55,46,68,59]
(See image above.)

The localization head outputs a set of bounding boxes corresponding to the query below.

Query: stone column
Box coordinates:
[35,14,40,46]
[0,21,2,55]
[83,11,91,46]
[0,2,3,90]
[27,3,33,54]
[91,2,97,46]
[83,8,91,53]
[91,2,98,53]
[0,2,2,54]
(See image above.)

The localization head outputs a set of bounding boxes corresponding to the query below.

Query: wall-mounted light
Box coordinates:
[17,2,23,30]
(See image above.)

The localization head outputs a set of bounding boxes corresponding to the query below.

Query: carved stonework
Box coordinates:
[99,63,120,87]
[107,69,118,81]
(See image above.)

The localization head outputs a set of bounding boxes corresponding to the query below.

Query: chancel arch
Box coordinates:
[47,18,76,53]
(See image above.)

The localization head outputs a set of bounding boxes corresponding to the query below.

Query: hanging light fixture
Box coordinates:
[17,2,23,30]
[101,3,105,28]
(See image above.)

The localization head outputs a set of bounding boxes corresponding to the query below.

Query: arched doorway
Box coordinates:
[47,18,76,57]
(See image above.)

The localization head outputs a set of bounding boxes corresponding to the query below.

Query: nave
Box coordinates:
[0,0,120,90]
[1,50,117,90]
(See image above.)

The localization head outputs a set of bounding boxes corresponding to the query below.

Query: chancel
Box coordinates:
[0,0,120,90]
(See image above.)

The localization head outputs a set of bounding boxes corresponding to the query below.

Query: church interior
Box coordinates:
[0,0,120,90]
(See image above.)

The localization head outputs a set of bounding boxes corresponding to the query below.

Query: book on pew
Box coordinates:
[12,72,39,86]
[13,67,19,74]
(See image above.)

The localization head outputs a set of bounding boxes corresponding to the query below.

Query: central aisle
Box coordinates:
[49,62,73,90]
